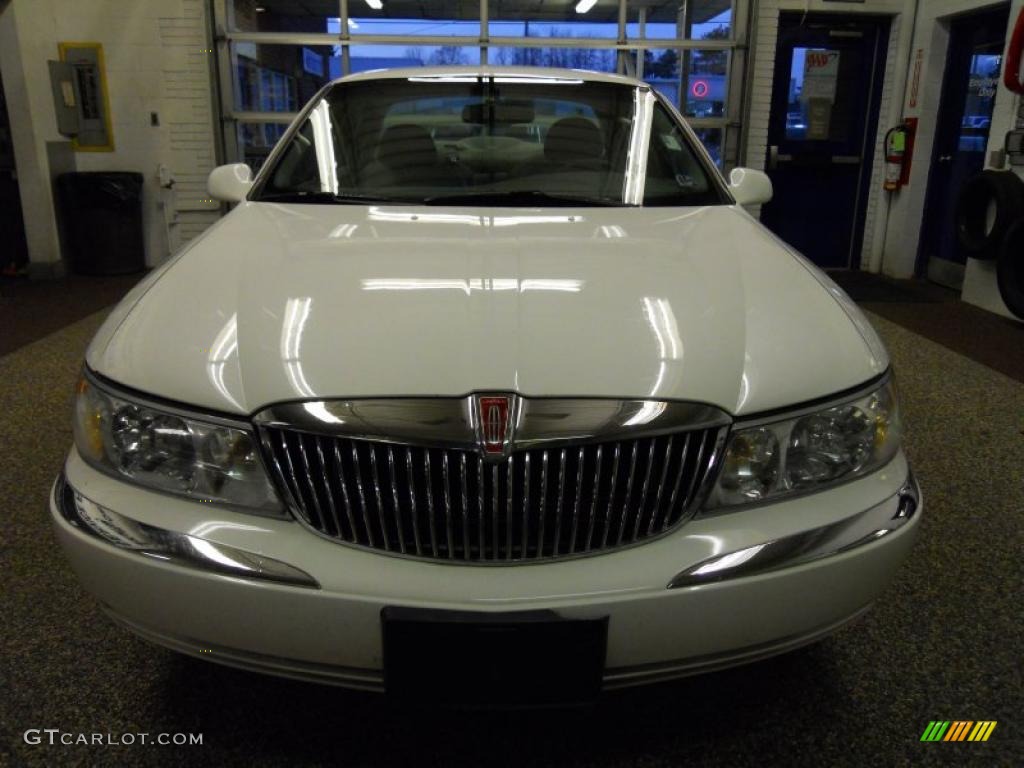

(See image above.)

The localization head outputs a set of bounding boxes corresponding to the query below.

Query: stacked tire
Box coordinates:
[955,170,1024,319]
[997,218,1024,320]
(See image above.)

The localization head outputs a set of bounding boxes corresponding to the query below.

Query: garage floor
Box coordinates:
[1,290,1022,766]
[0,273,144,357]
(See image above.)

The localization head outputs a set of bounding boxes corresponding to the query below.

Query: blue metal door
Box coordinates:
[918,5,1010,288]
[760,13,890,269]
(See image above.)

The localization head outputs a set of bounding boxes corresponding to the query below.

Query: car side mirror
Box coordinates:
[728,167,773,206]
[208,163,253,203]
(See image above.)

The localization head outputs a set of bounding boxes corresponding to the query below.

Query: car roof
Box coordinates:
[332,65,647,88]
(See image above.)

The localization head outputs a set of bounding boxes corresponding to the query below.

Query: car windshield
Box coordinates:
[252,74,725,208]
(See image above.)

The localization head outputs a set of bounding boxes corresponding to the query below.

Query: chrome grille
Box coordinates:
[261,427,723,562]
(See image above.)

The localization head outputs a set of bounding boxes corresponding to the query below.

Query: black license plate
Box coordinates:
[382,607,608,707]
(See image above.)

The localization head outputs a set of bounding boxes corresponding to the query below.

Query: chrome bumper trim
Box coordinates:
[53,473,320,589]
[667,469,920,589]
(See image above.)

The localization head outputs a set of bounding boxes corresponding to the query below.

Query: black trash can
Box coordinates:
[57,172,145,275]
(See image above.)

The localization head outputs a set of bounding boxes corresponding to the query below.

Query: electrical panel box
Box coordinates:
[57,43,114,151]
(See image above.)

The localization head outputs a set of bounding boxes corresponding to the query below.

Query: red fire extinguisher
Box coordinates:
[1004,7,1024,95]
[884,124,910,192]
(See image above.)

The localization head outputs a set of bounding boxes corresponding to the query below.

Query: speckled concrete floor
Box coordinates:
[0,273,145,357]
[1,310,1021,767]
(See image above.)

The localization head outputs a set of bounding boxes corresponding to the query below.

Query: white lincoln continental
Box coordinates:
[52,67,920,705]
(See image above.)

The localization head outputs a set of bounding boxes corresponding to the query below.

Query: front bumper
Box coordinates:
[51,446,921,690]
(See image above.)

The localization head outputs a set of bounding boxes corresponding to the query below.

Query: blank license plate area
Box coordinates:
[382,607,608,707]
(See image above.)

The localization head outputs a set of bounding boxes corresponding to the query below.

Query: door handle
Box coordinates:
[768,146,793,169]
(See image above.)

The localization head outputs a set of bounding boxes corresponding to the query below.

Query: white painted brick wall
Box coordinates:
[745,1,781,175]
[157,0,219,219]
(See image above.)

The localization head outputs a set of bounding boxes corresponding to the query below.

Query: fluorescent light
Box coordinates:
[364,0,383,9]
[575,0,598,13]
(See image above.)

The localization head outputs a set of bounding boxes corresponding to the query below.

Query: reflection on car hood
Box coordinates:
[87,202,887,417]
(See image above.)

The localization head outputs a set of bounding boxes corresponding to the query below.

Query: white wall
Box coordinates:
[0,0,64,276]
[0,0,221,273]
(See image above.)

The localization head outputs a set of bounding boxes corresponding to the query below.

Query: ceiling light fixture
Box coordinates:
[575,0,598,13]
[365,0,383,9]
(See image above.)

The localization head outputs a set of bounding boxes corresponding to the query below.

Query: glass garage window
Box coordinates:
[232,44,336,111]
[347,44,482,72]
[348,1,480,37]
[218,1,742,169]
[236,121,290,173]
[487,46,617,72]
[628,1,732,40]
[231,0,339,33]
[490,0,621,39]
[641,48,726,116]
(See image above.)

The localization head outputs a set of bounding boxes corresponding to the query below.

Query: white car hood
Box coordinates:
[87,202,887,417]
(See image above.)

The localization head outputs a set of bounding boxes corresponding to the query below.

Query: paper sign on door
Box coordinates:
[801,49,841,103]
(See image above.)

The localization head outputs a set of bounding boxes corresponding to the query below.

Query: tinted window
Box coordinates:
[256,76,724,207]
[643,103,719,205]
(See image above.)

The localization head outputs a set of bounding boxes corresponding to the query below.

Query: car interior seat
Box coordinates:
[362,123,464,188]
[543,117,606,169]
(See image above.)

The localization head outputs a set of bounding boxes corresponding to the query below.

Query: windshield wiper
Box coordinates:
[256,191,416,205]
[421,190,631,207]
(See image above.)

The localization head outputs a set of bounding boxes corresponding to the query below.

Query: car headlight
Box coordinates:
[73,372,282,515]
[707,375,902,509]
